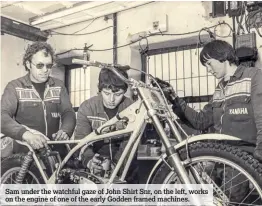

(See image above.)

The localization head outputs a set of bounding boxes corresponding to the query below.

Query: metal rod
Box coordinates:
[46,140,81,144]
[168,52,170,83]
[166,117,183,142]
[74,69,76,107]
[150,113,172,148]
[190,49,193,97]
[32,152,48,183]
[146,55,150,82]
[84,64,87,100]
[203,48,209,97]
[79,67,82,104]
[232,16,236,49]
[141,54,147,82]
[166,75,213,81]
[198,47,201,110]
[109,118,146,183]
[113,13,117,64]
[183,50,185,96]
[175,51,178,91]
[120,122,146,181]
[154,55,156,78]
[161,53,163,79]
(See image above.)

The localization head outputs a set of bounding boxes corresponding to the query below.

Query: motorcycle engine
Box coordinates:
[57,168,104,184]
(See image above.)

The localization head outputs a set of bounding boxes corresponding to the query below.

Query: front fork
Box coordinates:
[149,110,202,206]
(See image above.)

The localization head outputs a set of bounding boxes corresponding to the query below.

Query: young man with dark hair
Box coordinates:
[1,41,76,156]
[75,68,138,183]
[157,39,262,202]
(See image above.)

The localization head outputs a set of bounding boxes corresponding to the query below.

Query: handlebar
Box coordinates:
[72,59,132,85]
[72,59,130,70]
[72,59,164,92]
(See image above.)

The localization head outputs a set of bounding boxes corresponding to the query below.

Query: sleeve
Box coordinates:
[114,139,128,163]
[74,101,93,140]
[172,97,214,131]
[81,147,95,168]
[59,85,76,137]
[1,83,28,140]
[74,101,95,167]
[251,69,262,145]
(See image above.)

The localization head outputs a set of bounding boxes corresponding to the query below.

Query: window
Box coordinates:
[67,67,91,108]
[145,45,219,111]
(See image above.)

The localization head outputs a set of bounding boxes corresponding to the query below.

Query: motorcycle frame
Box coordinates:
[15,63,242,188]
[15,81,191,184]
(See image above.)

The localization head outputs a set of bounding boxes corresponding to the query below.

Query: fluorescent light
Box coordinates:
[1,14,29,25]
[30,1,112,26]
[38,2,152,31]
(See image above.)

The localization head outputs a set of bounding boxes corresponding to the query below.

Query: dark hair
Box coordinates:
[200,40,238,66]
[98,68,128,92]
[23,41,56,71]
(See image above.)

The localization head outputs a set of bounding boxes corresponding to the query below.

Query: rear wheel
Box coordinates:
[151,142,262,205]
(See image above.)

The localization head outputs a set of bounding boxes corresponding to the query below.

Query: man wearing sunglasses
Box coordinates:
[75,68,139,183]
[1,42,76,156]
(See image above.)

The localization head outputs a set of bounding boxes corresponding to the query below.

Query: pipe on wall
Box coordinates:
[113,13,117,64]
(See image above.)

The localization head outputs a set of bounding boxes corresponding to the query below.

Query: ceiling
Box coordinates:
[1,1,151,31]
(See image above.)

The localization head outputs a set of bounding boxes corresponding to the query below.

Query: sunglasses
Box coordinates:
[31,61,54,70]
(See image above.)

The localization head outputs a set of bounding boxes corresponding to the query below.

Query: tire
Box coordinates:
[151,141,262,204]
[1,153,44,184]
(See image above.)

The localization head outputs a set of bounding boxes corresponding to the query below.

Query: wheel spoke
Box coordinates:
[31,176,35,184]
[162,155,262,206]
[1,168,40,184]
[224,201,261,206]
[207,162,216,180]
[220,171,242,188]
[240,187,256,205]
[223,179,249,193]
[223,163,226,205]
[250,196,261,205]
[228,168,234,202]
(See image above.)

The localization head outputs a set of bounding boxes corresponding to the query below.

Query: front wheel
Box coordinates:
[1,153,44,184]
[151,142,262,206]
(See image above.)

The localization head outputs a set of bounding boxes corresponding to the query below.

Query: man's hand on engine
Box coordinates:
[87,154,103,172]
[254,142,262,162]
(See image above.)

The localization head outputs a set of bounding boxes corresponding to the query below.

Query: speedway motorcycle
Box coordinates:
[1,59,262,206]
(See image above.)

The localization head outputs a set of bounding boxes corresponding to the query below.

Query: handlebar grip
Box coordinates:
[72,59,94,65]
[114,64,130,71]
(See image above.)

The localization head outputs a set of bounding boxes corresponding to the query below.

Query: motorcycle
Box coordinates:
[1,59,262,206]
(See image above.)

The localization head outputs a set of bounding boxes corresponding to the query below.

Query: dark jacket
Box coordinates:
[74,94,133,166]
[1,74,76,153]
[174,65,262,146]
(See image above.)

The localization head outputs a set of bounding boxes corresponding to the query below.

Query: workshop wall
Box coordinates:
[46,1,262,102]
[1,35,30,95]
[117,1,232,78]
[47,1,232,101]
[47,17,113,98]
[1,35,68,95]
